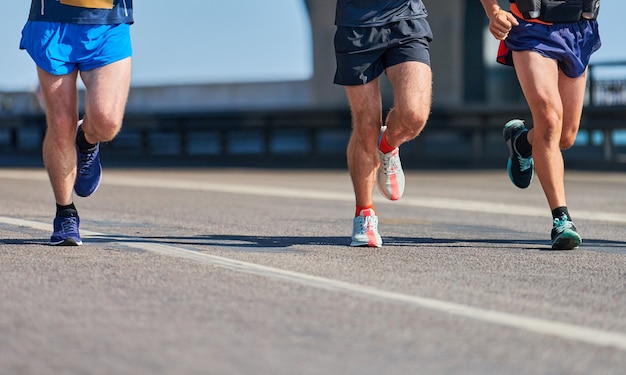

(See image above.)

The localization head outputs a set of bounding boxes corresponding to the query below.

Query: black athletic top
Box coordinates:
[335,0,427,27]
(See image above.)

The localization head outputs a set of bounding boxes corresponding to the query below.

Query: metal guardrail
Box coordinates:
[1,61,625,167]
[1,104,624,168]
[588,60,626,106]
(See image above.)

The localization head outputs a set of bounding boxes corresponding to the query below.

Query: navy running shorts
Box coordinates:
[498,17,601,78]
[20,21,133,76]
[334,18,433,86]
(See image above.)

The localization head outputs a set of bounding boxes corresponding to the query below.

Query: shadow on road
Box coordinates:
[2,235,624,254]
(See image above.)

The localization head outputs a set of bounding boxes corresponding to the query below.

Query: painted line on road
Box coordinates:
[105,175,626,222]
[1,170,624,223]
[2,214,626,352]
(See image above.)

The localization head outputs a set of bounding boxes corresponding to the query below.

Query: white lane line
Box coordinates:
[1,169,625,223]
[106,176,626,222]
[2,215,626,352]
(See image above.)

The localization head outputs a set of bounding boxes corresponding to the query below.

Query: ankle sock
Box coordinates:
[551,206,571,221]
[76,126,98,152]
[56,203,78,218]
[514,131,532,158]
[378,132,395,154]
[355,205,375,217]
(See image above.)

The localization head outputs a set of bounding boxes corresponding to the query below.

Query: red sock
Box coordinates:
[379,132,395,154]
[355,205,375,217]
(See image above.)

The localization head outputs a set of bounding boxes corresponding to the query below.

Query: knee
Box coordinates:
[533,110,563,144]
[391,107,429,139]
[83,112,123,142]
[559,129,578,150]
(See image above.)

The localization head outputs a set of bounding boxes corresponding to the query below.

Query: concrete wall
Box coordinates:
[426,0,466,105]
[4,1,470,115]
[302,0,467,107]
[122,0,471,114]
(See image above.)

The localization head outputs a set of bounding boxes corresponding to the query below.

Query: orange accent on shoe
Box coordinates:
[378,132,395,154]
[355,205,375,217]
[388,173,400,200]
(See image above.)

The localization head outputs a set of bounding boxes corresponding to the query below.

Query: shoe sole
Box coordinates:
[350,240,382,248]
[50,238,83,246]
[551,230,582,250]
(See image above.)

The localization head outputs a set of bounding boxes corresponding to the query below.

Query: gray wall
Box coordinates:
[121,0,473,113]
[4,1,477,115]
[301,0,467,107]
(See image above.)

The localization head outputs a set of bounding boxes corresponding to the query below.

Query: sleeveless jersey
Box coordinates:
[28,0,133,25]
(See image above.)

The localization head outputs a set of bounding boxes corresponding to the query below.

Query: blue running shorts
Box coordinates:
[334,18,433,86]
[498,17,601,78]
[20,21,132,75]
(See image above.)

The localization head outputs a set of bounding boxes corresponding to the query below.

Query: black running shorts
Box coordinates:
[334,18,433,86]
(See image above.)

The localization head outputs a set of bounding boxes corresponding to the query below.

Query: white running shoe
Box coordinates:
[377,147,405,201]
[350,209,382,247]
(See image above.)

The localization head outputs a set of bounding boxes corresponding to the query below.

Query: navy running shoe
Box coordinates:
[74,125,102,198]
[503,119,534,189]
[50,216,82,246]
[551,214,582,250]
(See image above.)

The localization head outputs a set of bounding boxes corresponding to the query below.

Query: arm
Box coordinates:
[479,0,519,40]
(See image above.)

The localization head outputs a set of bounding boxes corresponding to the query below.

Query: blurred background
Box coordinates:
[1,0,624,169]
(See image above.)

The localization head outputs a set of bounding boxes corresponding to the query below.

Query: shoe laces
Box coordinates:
[517,155,533,172]
[59,216,79,234]
[356,215,378,234]
[381,151,400,175]
[553,215,574,234]
[78,150,97,175]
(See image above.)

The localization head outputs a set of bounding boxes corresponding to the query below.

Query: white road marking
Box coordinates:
[0,169,624,223]
[1,214,626,352]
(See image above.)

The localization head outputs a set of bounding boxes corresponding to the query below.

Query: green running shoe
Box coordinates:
[503,119,534,189]
[551,214,582,250]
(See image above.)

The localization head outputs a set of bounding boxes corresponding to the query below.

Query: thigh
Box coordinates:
[37,68,80,132]
[345,78,383,130]
[512,50,562,116]
[385,61,432,115]
[80,57,132,122]
[558,68,587,136]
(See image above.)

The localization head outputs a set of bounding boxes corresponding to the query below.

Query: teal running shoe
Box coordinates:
[503,119,533,189]
[551,214,582,250]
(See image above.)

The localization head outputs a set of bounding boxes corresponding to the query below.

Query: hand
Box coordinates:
[488,9,519,40]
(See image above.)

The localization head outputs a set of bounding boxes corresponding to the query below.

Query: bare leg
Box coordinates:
[384,62,433,147]
[38,57,132,206]
[38,68,80,206]
[79,57,132,143]
[512,51,585,211]
[345,78,383,208]
[345,61,432,208]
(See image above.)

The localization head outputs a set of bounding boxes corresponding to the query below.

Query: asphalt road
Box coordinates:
[1,167,625,375]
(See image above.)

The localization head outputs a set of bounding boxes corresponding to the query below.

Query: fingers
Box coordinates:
[506,12,520,27]
[490,25,509,40]
[490,10,518,40]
